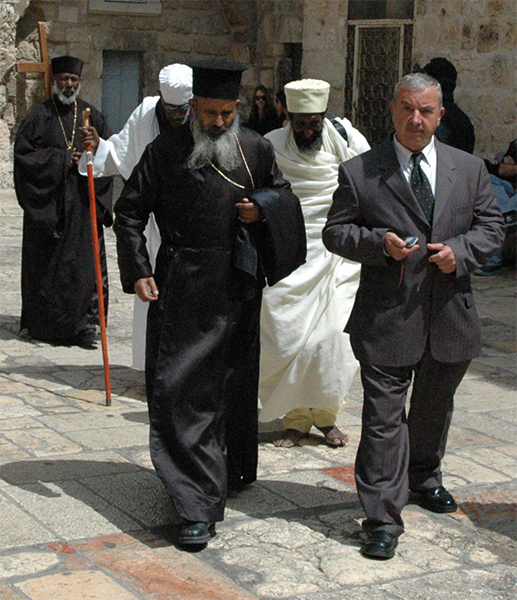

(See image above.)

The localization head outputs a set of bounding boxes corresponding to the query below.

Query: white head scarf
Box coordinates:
[159,64,193,105]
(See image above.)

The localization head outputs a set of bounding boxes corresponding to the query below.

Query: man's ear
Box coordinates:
[235,99,241,109]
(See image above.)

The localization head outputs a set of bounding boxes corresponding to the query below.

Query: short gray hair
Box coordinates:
[393,73,443,107]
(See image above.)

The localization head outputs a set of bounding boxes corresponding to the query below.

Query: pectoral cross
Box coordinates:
[17,22,51,99]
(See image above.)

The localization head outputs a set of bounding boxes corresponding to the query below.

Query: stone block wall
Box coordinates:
[413,0,517,158]
[0,0,30,189]
[1,0,515,190]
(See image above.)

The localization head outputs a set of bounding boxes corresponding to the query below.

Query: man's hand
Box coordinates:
[79,125,100,151]
[384,231,420,261]
[134,277,159,302]
[427,243,456,274]
[70,148,83,166]
[236,198,262,224]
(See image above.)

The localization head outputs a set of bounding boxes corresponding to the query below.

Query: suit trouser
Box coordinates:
[356,349,470,537]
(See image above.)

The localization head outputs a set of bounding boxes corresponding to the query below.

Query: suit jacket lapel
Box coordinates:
[433,141,457,225]
[378,138,429,225]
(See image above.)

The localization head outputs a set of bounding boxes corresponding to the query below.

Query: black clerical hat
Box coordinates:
[51,56,84,76]
[190,59,246,100]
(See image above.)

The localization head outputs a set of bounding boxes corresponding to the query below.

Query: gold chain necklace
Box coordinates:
[52,97,77,150]
[209,134,255,191]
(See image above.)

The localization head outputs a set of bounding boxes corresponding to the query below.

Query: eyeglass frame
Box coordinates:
[162,101,190,114]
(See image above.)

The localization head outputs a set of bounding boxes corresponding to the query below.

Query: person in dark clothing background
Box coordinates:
[14,56,113,348]
[422,57,475,154]
[114,60,306,548]
[243,84,282,136]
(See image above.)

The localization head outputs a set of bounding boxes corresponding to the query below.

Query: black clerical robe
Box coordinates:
[14,97,113,341]
[114,124,306,523]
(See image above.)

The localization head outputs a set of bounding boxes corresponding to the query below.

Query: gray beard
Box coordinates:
[188,115,241,171]
[52,81,82,105]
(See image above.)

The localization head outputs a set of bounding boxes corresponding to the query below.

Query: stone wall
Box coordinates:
[301,1,348,119]
[0,0,30,189]
[1,0,515,190]
[413,0,517,159]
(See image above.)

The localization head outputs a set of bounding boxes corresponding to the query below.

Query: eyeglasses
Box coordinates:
[255,95,266,101]
[163,102,190,114]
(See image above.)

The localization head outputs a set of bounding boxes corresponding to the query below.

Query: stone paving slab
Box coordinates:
[0,189,516,598]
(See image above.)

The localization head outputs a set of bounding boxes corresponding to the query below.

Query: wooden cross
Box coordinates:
[17,22,52,99]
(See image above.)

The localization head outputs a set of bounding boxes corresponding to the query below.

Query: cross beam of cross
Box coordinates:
[17,22,51,99]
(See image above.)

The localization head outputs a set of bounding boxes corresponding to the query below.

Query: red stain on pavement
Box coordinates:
[321,465,356,487]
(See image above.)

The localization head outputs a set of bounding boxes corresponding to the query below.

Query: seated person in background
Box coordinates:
[243,85,282,136]
[421,57,475,154]
[477,139,517,275]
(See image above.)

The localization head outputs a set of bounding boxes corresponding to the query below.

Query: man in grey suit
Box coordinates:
[323,73,504,560]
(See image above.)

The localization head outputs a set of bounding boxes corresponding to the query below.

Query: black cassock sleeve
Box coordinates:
[247,136,306,286]
[113,143,157,293]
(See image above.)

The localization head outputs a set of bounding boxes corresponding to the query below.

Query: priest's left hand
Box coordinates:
[70,148,83,166]
[237,198,262,224]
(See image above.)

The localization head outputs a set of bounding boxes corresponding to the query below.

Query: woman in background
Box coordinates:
[243,85,282,136]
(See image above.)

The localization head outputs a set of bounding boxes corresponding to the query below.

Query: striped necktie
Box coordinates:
[411,152,434,222]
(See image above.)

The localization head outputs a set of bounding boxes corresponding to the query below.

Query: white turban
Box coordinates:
[284,79,330,113]
[159,64,193,105]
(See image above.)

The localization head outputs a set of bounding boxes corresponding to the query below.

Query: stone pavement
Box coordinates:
[0,188,516,600]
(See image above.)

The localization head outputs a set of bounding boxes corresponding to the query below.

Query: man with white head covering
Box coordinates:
[260,79,370,447]
[79,63,193,368]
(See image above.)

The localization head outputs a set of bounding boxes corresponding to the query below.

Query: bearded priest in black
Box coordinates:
[114,60,306,547]
[14,56,113,347]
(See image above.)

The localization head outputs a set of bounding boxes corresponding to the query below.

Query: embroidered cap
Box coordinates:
[284,79,330,114]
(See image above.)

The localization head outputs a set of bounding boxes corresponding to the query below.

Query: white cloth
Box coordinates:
[259,118,370,422]
[78,96,162,370]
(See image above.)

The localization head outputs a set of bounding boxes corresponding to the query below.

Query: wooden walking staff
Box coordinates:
[82,107,112,406]
[17,22,52,99]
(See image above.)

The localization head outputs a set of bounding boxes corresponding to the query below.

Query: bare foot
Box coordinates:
[273,428,306,448]
[316,426,348,447]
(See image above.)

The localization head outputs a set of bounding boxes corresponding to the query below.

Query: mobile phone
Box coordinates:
[403,236,419,248]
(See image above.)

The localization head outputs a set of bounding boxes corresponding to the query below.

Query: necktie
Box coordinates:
[411,152,434,222]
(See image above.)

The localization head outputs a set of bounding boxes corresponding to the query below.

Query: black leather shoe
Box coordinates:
[360,531,398,560]
[178,521,216,546]
[416,485,458,513]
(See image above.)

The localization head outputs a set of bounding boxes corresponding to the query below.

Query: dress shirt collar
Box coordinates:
[393,134,436,169]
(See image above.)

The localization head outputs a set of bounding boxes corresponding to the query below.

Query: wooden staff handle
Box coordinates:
[82,107,91,129]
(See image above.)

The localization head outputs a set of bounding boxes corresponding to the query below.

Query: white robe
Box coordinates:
[259,118,370,422]
[78,96,162,370]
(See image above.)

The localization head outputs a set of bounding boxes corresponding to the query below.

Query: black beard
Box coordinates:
[293,128,323,152]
